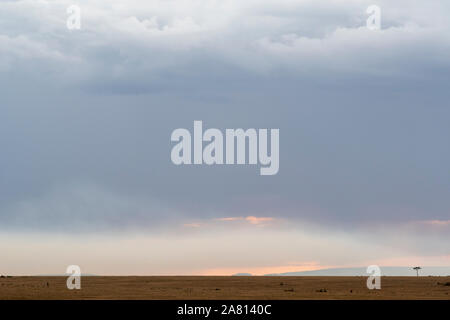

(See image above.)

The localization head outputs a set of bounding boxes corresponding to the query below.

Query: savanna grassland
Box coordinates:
[0,276,449,300]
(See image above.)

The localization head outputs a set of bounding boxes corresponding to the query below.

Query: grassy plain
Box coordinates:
[0,276,449,300]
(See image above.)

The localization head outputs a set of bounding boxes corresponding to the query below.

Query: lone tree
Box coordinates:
[413,266,422,277]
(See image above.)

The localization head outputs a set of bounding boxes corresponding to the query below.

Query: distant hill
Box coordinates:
[265,266,450,276]
[232,273,253,276]
[34,273,97,277]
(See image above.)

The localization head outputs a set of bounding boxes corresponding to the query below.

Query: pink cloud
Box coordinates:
[216,217,243,222]
[245,216,274,225]
[216,216,275,226]
[369,255,450,267]
[421,220,450,226]
[183,223,202,228]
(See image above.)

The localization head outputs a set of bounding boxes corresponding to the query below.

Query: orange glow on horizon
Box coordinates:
[199,263,337,276]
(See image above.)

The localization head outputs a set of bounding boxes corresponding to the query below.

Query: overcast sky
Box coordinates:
[0,0,449,275]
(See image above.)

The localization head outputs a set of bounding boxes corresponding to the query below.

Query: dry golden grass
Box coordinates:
[0,276,449,300]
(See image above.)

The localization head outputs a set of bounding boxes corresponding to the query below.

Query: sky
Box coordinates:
[0,0,449,275]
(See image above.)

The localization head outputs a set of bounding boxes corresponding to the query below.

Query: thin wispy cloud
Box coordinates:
[420,220,450,227]
[216,216,276,225]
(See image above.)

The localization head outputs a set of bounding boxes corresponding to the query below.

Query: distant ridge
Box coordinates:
[265,266,450,276]
[34,273,97,277]
[232,273,253,276]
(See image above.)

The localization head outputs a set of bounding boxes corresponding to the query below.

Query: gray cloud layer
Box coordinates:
[1,0,449,235]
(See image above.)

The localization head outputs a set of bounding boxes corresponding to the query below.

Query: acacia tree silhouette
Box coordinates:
[413,266,422,277]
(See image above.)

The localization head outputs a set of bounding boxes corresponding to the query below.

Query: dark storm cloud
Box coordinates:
[0,0,449,232]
